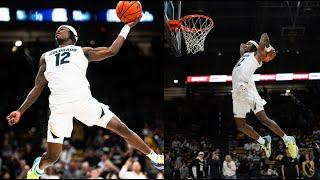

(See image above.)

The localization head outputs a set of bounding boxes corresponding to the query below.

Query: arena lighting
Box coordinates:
[15,40,22,47]
[16,8,68,22]
[16,10,27,20]
[52,8,68,22]
[186,72,320,83]
[101,9,154,22]
[72,10,91,21]
[0,7,10,21]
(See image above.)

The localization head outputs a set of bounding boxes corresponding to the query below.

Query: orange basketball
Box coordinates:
[116,1,142,24]
[263,50,276,62]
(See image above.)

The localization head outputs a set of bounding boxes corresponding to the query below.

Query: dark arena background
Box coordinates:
[164,1,320,179]
[0,0,163,179]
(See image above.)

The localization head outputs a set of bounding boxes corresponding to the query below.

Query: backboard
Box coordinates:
[164,1,181,57]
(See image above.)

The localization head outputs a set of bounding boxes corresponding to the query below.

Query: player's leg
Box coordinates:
[27,134,64,179]
[233,99,272,157]
[235,117,272,158]
[27,103,73,179]
[75,98,164,170]
[234,117,260,140]
[39,142,63,169]
[107,116,152,155]
[105,115,163,170]
[255,110,285,137]
[255,110,299,158]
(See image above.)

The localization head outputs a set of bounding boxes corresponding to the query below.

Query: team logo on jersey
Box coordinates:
[49,47,77,56]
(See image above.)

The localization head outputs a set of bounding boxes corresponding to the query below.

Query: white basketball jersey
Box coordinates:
[232,52,262,90]
[44,45,91,104]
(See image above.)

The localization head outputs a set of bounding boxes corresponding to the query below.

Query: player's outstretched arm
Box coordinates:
[6,53,47,126]
[257,33,276,62]
[83,15,142,62]
[255,33,270,61]
[258,33,270,51]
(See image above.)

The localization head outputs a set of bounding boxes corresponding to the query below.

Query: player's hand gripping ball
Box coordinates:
[116,1,143,24]
[263,48,276,62]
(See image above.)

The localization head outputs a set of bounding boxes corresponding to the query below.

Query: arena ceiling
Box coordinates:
[172,1,320,53]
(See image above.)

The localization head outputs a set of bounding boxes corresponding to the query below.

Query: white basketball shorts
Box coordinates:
[232,84,266,118]
[47,96,115,144]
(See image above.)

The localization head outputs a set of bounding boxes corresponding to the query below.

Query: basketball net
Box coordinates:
[180,15,214,54]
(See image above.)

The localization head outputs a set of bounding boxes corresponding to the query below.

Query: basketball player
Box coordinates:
[6,16,163,179]
[232,33,299,159]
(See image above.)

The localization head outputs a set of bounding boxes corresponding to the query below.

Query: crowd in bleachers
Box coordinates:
[1,119,164,179]
[165,126,320,179]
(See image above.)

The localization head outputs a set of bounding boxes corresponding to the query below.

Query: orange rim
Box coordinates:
[180,14,214,33]
[168,20,181,32]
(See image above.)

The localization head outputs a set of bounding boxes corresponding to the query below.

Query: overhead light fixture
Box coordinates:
[15,40,22,47]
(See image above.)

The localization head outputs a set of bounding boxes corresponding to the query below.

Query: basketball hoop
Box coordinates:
[169,14,214,54]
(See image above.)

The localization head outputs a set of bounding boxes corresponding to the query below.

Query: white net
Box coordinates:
[180,15,214,54]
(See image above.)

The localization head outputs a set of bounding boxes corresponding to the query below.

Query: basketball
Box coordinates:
[116,1,142,24]
[263,49,276,62]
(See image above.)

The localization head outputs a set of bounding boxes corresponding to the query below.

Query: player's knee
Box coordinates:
[235,121,245,131]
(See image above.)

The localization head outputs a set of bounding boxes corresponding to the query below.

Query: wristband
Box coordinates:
[265,45,273,52]
[119,25,131,39]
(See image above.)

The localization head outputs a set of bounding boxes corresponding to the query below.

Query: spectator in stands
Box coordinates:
[281,148,299,179]
[119,157,146,179]
[223,155,237,179]
[89,168,103,179]
[179,162,189,179]
[208,152,222,179]
[62,159,82,179]
[251,150,261,177]
[261,164,277,176]
[41,166,60,179]
[172,136,182,149]
[238,154,249,178]
[2,171,11,179]
[313,141,320,179]
[84,147,100,167]
[173,156,183,179]
[156,172,164,179]
[60,140,76,165]
[274,154,283,178]
[243,141,252,154]
[192,151,205,179]
[97,153,120,175]
[251,142,260,152]
[302,153,315,179]
[80,161,91,178]
[164,154,174,179]
[16,160,30,179]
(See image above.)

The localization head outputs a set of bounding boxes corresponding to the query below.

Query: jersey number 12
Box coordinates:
[55,52,70,66]
[236,57,245,67]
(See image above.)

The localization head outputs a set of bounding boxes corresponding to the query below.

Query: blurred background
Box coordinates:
[164,1,320,179]
[0,0,163,179]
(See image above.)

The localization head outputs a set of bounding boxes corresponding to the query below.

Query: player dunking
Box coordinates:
[6,16,163,179]
[232,33,299,159]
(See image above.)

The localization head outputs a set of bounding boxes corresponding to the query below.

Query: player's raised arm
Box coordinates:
[256,33,276,62]
[83,15,142,62]
[258,33,270,51]
[6,53,47,126]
